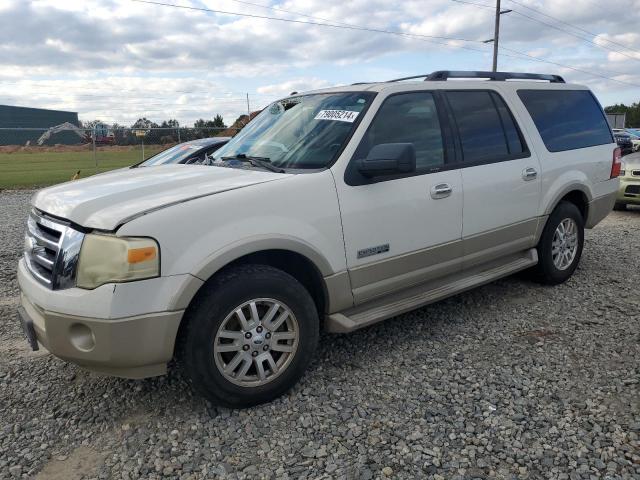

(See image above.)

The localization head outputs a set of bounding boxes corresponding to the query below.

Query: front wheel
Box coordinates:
[178,264,319,408]
[531,201,584,285]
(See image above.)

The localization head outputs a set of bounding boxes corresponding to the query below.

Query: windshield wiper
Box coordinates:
[220,154,285,173]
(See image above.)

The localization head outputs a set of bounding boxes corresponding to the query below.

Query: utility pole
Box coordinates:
[492,0,501,72]
[484,1,511,72]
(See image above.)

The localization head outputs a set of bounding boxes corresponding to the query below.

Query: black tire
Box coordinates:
[531,201,585,285]
[178,264,319,408]
[613,202,627,211]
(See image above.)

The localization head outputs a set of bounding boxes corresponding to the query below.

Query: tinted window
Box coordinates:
[517,90,613,152]
[493,94,525,155]
[356,92,444,170]
[447,90,524,163]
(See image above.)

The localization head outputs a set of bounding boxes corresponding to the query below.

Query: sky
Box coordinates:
[1,0,640,126]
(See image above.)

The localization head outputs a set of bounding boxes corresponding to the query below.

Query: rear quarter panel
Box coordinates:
[497,84,616,215]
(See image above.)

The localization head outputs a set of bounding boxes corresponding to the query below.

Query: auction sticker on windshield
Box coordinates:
[314,110,359,123]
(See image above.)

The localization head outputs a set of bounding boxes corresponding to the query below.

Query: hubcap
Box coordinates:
[213,298,299,387]
[552,218,578,271]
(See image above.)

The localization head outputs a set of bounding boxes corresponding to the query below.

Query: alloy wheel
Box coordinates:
[213,298,299,387]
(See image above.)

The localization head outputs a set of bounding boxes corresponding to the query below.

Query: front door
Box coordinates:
[333,91,464,304]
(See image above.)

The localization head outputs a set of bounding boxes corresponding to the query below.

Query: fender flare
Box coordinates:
[191,235,335,281]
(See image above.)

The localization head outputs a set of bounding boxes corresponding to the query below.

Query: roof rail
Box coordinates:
[424,70,565,83]
[387,74,431,82]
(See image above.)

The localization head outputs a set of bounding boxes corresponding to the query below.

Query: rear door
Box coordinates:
[444,89,542,268]
[333,91,464,304]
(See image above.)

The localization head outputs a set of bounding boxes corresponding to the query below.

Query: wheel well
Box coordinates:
[216,249,327,316]
[174,249,327,359]
[559,190,588,221]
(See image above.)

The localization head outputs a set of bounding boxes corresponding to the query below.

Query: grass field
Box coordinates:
[0,148,163,189]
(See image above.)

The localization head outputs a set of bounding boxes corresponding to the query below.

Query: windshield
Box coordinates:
[212,92,375,169]
[139,142,205,166]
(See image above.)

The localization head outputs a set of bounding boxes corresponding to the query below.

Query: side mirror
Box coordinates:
[357,143,416,178]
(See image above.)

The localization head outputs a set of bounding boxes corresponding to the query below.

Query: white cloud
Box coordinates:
[0,0,639,124]
[257,77,332,95]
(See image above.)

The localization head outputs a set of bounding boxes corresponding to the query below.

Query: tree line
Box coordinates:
[605,103,640,127]
[79,115,231,145]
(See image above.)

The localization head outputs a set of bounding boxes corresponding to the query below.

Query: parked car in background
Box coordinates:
[615,152,640,210]
[623,129,640,152]
[135,137,230,167]
[17,71,620,408]
[612,129,633,155]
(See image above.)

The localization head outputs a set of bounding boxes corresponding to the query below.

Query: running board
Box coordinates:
[325,248,538,333]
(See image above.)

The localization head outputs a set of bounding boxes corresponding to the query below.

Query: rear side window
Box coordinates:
[517,89,613,152]
[446,90,525,163]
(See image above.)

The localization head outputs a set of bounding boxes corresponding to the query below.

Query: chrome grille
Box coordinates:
[24,210,84,289]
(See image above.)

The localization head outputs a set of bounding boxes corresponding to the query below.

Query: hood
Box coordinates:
[32,164,287,230]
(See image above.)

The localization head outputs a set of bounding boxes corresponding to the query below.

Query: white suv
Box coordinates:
[17,71,620,408]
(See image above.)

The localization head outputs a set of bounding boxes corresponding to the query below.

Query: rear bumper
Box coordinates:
[617,176,640,205]
[19,292,182,378]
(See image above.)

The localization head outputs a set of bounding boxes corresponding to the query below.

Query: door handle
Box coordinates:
[522,167,538,181]
[430,183,452,199]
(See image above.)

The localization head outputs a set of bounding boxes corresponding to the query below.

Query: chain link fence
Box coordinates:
[0,126,241,189]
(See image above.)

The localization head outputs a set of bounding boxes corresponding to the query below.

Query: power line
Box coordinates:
[507,9,640,62]
[507,0,640,56]
[135,0,640,89]
[224,0,369,30]
[130,0,481,44]
[499,45,640,87]
[452,0,640,63]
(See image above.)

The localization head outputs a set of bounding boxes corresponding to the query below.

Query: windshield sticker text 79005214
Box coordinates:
[314,110,360,123]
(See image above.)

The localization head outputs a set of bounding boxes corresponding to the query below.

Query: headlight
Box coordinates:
[76,235,159,289]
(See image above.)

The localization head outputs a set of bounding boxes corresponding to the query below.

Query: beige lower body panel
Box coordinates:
[20,293,183,379]
[346,218,539,306]
[326,248,538,333]
[326,218,545,333]
[324,271,354,314]
[587,191,617,227]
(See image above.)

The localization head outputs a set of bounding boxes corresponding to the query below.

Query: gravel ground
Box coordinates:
[0,189,638,480]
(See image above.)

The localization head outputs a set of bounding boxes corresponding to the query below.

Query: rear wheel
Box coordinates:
[531,201,584,285]
[179,264,319,408]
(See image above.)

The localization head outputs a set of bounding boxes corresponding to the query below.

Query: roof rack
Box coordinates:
[387,71,565,83]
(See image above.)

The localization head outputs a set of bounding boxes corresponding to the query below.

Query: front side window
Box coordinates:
[354,92,445,170]
[446,90,524,163]
[517,89,613,152]
[212,92,375,170]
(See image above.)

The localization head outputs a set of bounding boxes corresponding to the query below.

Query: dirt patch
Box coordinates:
[35,446,108,480]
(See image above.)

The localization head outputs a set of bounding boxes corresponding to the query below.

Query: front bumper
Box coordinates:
[17,259,192,378]
[617,175,640,205]
[19,293,182,378]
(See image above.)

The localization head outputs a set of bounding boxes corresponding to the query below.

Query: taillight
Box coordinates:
[611,147,622,178]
